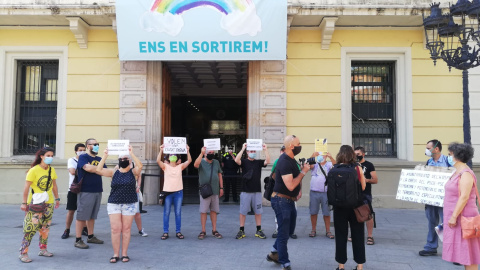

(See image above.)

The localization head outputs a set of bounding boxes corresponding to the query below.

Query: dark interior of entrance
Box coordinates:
[162,61,248,203]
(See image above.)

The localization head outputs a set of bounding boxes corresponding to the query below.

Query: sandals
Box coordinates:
[161,233,169,240]
[110,256,119,263]
[121,256,130,263]
[198,231,206,240]
[326,231,335,239]
[212,230,223,239]
[19,254,32,263]
[309,231,316,237]
[367,236,375,245]
[176,232,184,239]
[38,249,53,257]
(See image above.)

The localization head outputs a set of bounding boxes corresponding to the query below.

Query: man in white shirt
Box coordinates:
[61,143,86,239]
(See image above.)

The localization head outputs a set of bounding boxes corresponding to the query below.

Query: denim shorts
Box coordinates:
[107,203,137,216]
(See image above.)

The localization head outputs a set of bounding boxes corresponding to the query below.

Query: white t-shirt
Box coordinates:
[67,157,78,191]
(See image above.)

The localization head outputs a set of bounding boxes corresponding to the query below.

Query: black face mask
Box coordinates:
[292,146,302,156]
[357,155,363,162]
[119,159,130,168]
[206,154,215,160]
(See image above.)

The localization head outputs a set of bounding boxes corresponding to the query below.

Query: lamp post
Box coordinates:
[423,0,480,168]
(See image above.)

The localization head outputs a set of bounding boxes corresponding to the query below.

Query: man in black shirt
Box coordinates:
[354,146,378,246]
[266,135,310,270]
[234,142,270,239]
[222,149,239,202]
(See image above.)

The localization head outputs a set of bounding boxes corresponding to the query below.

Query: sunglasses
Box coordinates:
[88,143,99,146]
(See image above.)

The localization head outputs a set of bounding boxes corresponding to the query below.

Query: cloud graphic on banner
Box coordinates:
[141,0,261,36]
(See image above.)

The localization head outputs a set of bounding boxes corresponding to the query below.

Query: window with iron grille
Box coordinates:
[351,61,396,157]
[14,60,59,155]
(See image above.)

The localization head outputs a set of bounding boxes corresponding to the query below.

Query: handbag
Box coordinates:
[459,172,480,239]
[354,203,373,223]
[263,172,275,201]
[28,167,51,213]
[199,162,214,199]
[69,160,83,194]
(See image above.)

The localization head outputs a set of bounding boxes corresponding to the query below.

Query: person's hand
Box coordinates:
[103,149,109,156]
[55,200,60,209]
[297,193,302,201]
[128,145,133,154]
[136,186,140,193]
[20,204,27,211]
[326,152,333,159]
[220,189,224,197]
[301,163,310,174]
[313,152,320,157]
[201,147,206,155]
[160,144,164,150]
[242,143,247,150]
[448,216,457,228]
[186,145,190,152]
[263,144,268,150]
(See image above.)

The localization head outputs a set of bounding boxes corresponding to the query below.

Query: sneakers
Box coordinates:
[283,266,292,270]
[61,229,70,239]
[87,236,104,244]
[38,249,53,257]
[255,230,267,239]
[266,252,279,264]
[419,250,437,256]
[82,227,88,236]
[139,229,148,237]
[272,230,278,238]
[74,239,89,249]
[235,230,246,239]
[290,233,297,239]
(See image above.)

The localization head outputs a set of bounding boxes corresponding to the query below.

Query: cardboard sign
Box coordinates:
[204,138,221,151]
[247,139,263,151]
[163,137,187,154]
[396,169,453,207]
[315,138,328,155]
[107,140,129,156]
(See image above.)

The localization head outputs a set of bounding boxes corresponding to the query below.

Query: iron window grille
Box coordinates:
[351,61,396,157]
[14,60,59,155]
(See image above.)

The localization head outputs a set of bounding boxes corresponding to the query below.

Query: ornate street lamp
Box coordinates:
[423,0,480,167]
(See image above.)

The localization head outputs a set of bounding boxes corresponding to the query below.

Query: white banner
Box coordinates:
[163,137,187,154]
[204,138,221,151]
[246,139,263,151]
[107,140,129,156]
[396,169,453,207]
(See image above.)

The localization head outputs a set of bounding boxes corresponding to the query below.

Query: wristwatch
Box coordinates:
[300,171,307,176]
[55,198,60,201]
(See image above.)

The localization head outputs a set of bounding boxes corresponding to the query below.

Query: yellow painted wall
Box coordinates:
[0,29,120,158]
[286,29,463,161]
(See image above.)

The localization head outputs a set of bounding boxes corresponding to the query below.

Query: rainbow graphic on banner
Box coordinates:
[141,0,261,36]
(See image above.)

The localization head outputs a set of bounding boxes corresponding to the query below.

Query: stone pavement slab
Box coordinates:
[0,204,459,270]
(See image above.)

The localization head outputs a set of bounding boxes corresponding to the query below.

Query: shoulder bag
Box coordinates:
[263,172,275,201]
[459,170,480,239]
[353,166,372,222]
[69,160,83,194]
[199,162,214,199]
[28,167,52,213]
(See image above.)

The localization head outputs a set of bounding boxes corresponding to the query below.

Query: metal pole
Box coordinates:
[462,70,473,168]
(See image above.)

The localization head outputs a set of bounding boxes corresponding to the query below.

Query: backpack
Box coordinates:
[263,172,275,201]
[327,163,363,208]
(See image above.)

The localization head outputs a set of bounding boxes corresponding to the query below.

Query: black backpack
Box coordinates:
[327,163,363,208]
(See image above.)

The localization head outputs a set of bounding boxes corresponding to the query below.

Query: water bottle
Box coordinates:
[435,223,444,242]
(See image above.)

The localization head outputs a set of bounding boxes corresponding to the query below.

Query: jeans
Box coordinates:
[163,190,183,233]
[271,196,296,268]
[424,205,443,251]
[223,172,238,201]
[333,206,365,264]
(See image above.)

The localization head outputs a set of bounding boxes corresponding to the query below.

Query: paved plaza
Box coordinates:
[0,204,459,270]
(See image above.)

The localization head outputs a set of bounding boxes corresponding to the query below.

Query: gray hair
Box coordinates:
[448,142,474,163]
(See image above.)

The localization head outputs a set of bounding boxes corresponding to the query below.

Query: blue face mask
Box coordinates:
[248,153,256,159]
[448,155,456,166]
[316,155,324,163]
[44,157,53,165]
[92,145,100,153]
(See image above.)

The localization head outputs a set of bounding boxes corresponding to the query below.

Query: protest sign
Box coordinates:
[396,169,453,207]
[247,139,263,151]
[315,138,328,155]
[204,138,221,151]
[163,137,187,154]
[107,140,129,156]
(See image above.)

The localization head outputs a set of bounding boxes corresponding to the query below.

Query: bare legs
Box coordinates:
[201,212,218,232]
[310,214,331,233]
[109,214,134,258]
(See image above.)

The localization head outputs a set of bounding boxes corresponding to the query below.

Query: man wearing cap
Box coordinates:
[222,148,239,202]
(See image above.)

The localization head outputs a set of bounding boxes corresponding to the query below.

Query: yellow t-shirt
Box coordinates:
[26,165,58,204]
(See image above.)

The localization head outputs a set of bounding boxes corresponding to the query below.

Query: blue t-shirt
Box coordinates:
[77,153,106,193]
[426,154,450,168]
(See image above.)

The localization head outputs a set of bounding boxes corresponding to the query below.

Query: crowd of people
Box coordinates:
[17,136,479,270]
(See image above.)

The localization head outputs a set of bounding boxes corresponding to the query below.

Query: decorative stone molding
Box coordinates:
[320,17,338,50]
[66,17,89,49]
[260,109,287,126]
[260,92,287,109]
[261,76,286,92]
[130,143,145,160]
[121,61,147,74]
[120,75,147,91]
[120,91,146,108]
[261,127,286,144]
[120,127,145,142]
[261,60,287,75]
[120,108,146,125]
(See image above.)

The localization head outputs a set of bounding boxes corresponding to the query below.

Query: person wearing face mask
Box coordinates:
[74,138,107,249]
[61,143,87,239]
[234,142,270,239]
[194,146,224,240]
[156,145,192,240]
[19,147,60,263]
[420,139,450,257]
[308,151,336,239]
[354,146,377,246]
[266,135,310,270]
[96,145,143,263]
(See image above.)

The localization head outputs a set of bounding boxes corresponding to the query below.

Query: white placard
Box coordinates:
[247,139,263,151]
[396,169,453,207]
[107,140,129,156]
[163,137,187,154]
[204,138,221,151]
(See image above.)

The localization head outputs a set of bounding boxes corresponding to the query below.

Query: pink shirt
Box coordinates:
[162,164,183,192]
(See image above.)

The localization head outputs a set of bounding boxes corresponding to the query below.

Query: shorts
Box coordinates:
[107,203,137,216]
[199,194,220,214]
[309,190,330,216]
[66,191,77,211]
[76,192,102,221]
[239,192,263,215]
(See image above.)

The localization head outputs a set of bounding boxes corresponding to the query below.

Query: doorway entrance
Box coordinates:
[162,61,248,203]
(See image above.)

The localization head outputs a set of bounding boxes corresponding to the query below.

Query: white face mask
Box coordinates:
[425,148,432,157]
[76,151,86,156]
